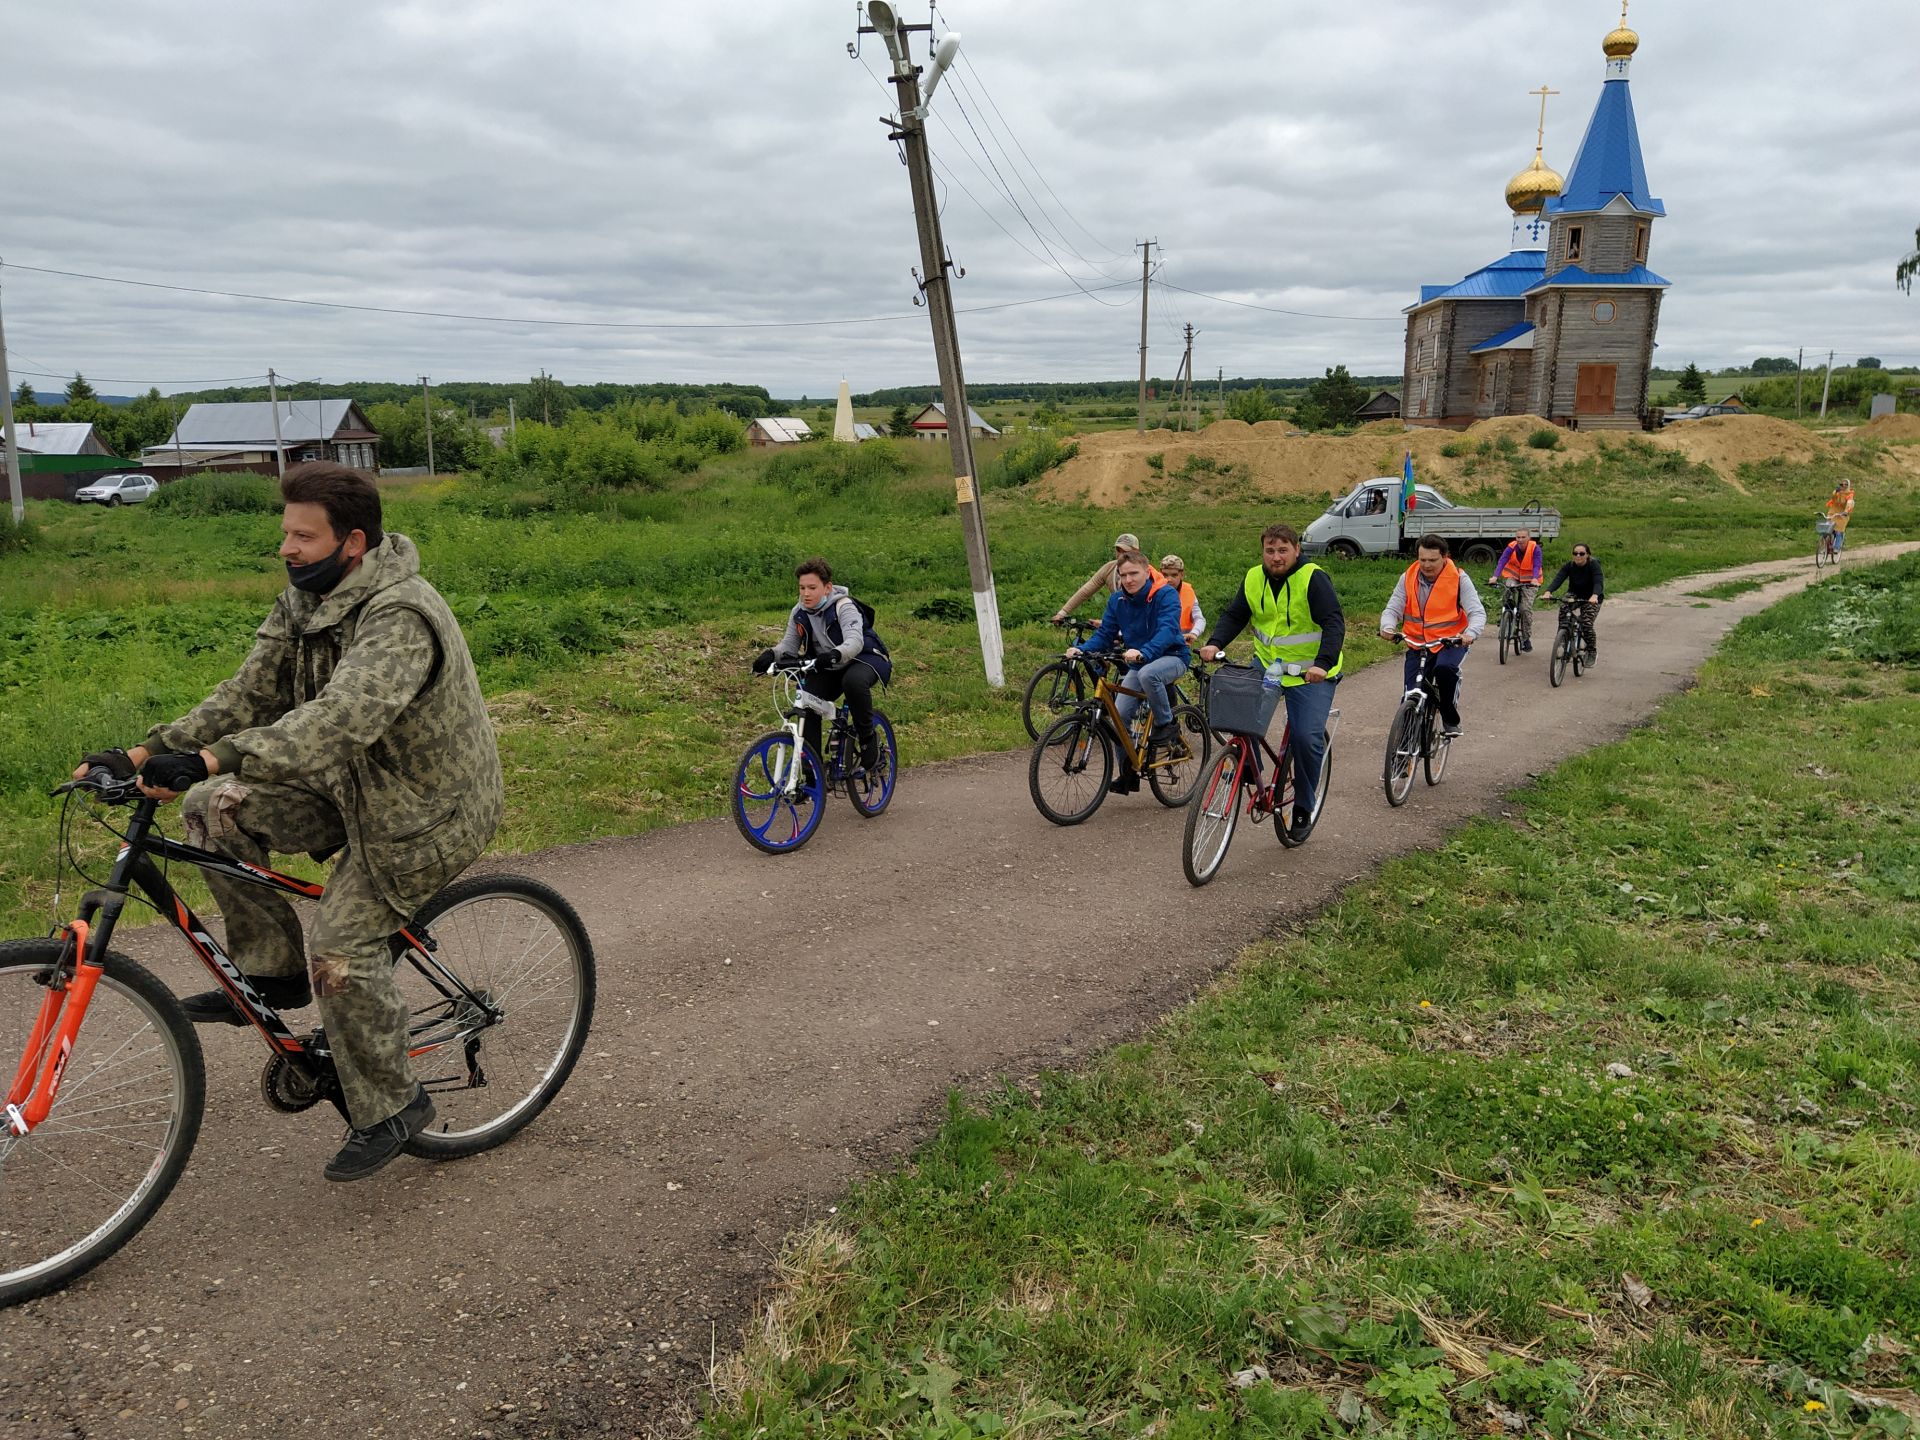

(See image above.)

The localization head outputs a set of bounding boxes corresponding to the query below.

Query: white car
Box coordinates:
[73,473,159,506]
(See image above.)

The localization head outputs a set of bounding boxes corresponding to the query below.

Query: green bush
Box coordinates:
[767,441,911,496]
[1527,427,1561,450]
[1440,440,1467,459]
[146,472,282,516]
[981,433,1078,490]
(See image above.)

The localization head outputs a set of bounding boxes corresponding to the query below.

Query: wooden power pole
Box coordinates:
[420,375,435,477]
[862,1,1004,686]
[1136,239,1156,432]
[0,268,22,524]
[267,368,286,480]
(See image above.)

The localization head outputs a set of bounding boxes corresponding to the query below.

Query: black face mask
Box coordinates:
[286,540,352,594]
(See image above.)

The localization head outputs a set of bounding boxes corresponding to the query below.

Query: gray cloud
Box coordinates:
[4,0,1916,398]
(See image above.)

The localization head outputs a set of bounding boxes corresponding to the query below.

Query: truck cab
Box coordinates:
[1302,480,1452,559]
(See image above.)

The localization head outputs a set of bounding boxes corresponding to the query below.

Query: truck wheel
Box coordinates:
[1327,540,1361,561]
[1461,542,1497,568]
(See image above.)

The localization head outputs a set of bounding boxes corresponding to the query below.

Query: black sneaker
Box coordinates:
[324,1086,435,1183]
[1149,719,1180,747]
[1110,770,1141,795]
[1441,719,1463,737]
[1287,810,1314,843]
[1583,651,1598,668]
[858,728,880,772]
[1520,640,1533,653]
[178,972,311,1026]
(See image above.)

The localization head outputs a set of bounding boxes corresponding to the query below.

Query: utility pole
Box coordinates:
[267,367,286,480]
[861,2,1004,686]
[420,375,435,476]
[540,369,551,425]
[508,396,517,441]
[0,266,23,524]
[1218,366,1224,424]
[1818,349,1834,419]
[1179,323,1195,431]
[1794,347,1804,417]
[1136,239,1156,432]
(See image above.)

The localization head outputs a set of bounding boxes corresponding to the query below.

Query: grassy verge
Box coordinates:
[703,554,1920,1439]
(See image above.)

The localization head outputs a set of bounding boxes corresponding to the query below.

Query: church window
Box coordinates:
[1634,224,1649,263]
[1566,226,1584,263]
[1592,301,1616,323]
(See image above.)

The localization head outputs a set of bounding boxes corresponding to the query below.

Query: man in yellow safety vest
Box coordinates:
[1199,522,1345,843]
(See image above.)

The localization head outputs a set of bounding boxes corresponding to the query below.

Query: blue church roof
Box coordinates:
[1408,248,1546,309]
[1525,263,1671,293]
[1546,77,1664,216]
[1469,322,1536,354]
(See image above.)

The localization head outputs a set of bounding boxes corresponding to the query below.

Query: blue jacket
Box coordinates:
[1087,578,1188,664]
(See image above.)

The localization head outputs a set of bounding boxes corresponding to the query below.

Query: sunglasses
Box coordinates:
[1574,550,1590,557]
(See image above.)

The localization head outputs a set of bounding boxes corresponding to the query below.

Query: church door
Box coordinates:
[1575,364,1617,415]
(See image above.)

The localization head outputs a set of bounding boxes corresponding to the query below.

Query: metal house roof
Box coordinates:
[1525,263,1671,294]
[6,420,106,455]
[1408,248,1547,310]
[1546,77,1664,217]
[167,399,360,448]
[1469,322,1537,354]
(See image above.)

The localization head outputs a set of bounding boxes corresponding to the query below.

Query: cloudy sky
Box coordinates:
[5,1,1916,398]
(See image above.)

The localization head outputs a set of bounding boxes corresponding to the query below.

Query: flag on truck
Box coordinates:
[1401,450,1416,515]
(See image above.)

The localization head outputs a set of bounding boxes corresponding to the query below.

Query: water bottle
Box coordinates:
[1262,659,1288,692]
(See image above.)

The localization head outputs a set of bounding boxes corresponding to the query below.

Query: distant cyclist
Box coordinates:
[1490,526,1544,653]
[1543,543,1605,667]
[1052,530,1162,624]
[1199,522,1344,842]
[1824,478,1855,554]
[1378,534,1484,736]
[1158,553,1208,646]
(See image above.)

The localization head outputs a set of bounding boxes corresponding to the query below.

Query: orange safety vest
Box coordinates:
[1825,491,1853,529]
[1174,580,1198,633]
[1498,539,1539,581]
[1402,561,1470,644]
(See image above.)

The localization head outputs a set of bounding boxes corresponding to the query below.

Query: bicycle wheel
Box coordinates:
[1549,627,1570,688]
[1146,704,1211,808]
[731,731,824,854]
[1029,712,1113,825]
[398,874,596,1160]
[1276,740,1334,848]
[1498,604,1513,665]
[847,711,898,818]
[1020,660,1085,741]
[1182,744,1245,887]
[1423,705,1453,786]
[1383,700,1421,806]
[0,940,205,1309]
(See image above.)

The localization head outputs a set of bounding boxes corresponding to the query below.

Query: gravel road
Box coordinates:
[2,545,1906,1440]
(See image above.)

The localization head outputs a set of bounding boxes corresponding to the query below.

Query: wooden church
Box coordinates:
[1402,7,1668,431]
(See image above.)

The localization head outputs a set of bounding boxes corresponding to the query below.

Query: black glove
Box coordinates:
[751,649,777,675]
[80,748,137,780]
[811,652,841,673]
[141,752,210,793]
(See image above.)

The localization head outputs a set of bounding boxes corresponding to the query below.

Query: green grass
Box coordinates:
[702,554,1920,1439]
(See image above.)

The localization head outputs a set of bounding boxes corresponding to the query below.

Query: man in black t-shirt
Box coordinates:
[1543,544,1605,665]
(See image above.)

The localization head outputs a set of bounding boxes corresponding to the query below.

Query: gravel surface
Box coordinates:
[3,546,1907,1440]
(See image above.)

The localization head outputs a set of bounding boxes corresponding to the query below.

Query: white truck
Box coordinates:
[1299,478,1560,568]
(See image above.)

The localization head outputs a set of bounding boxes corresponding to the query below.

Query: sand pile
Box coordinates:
[1646,414,1828,470]
[1863,412,1920,440]
[1041,413,1599,506]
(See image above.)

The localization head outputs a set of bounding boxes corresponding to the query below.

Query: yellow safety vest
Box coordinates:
[1242,563,1342,685]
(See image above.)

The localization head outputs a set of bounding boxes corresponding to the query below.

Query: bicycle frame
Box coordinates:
[7,783,494,1137]
[758,664,854,799]
[1085,659,1166,773]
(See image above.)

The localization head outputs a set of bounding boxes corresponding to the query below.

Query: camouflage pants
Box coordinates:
[183,778,416,1129]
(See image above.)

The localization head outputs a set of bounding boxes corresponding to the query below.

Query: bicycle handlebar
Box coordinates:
[52,768,147,807]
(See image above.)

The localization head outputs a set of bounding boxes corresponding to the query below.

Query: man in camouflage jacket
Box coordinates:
[94,463,503,1181]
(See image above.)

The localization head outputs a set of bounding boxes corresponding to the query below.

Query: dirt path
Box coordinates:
[3,545,1910,1440]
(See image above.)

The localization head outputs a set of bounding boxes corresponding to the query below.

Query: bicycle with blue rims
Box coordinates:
[733,659,897,854]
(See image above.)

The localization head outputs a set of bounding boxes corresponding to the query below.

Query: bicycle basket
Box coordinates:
[1207,662,1282,737]
[1815,518,1835,535]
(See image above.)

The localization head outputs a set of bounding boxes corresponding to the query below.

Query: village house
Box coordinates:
[746,417,812,447]
[142,399,380,477]
[907,403,1000,442]
[8,419,126,499]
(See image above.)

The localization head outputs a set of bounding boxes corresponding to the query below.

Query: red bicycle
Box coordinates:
[1181,659,1340,887]
[0,765,596,1307]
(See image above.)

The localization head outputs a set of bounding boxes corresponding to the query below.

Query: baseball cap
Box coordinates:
[1160,553,1184,571]
[1114,532,1141,550]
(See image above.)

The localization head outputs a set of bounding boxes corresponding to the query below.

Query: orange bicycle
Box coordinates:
[0,765,595,1307]
[1028,648,1210,824]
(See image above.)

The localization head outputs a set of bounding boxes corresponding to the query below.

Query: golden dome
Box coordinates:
[1505,150,1565,214]
[1603,23,1640,57]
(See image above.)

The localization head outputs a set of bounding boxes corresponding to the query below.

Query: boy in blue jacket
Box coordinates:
[1066,550,1190,787]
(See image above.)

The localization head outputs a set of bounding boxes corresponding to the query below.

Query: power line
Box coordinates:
[1158,281,1401,323]
[2,260,1130,331]
[6,358,269,386]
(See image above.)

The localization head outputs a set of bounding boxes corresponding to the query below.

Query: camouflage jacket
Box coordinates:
[149,534,504,915]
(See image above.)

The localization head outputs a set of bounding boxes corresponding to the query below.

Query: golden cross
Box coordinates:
[1529,84,1559,153]
[1619,0,1630,26]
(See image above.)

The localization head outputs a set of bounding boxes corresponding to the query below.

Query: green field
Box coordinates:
[703,553,1920,1438]
[0,431,1909,940]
